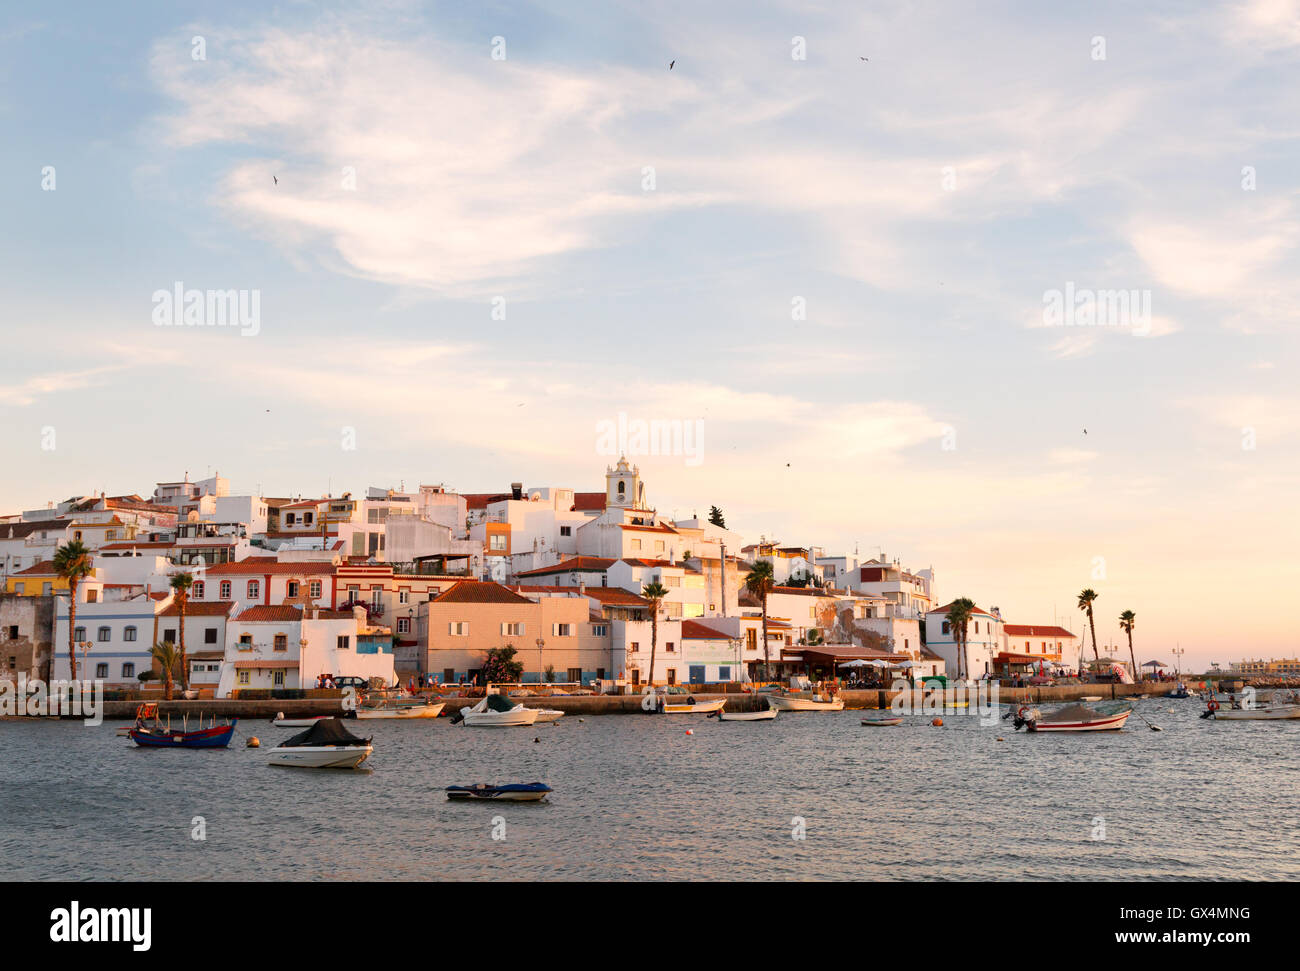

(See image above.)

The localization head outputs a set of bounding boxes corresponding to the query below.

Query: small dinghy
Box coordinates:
[1079,695,1103,702]
[1013,703,1131,733]
[355,698,445,719]
[271,712,331,728]
[446,783,552,802]
[268,717,373,769]
[713,700,778,721]
[861,716,903,727]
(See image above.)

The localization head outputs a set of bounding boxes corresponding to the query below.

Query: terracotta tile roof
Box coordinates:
[771,585,832,597]
[619,522,678,534]
[572,492,606,512]
[205,561,336,576]
[234,605,303,622]
[160,601,236,618]
[462,493,511,510]
[279,499,327,509]
[11,560,58,575]
[1003,624,1076,638]
[0,520,76,539]
[511,584,649,607]
[681,620,730,640]
[233,659,301,669]
[515,557,615,577]
[98,542,176,551]
[433,581,533,605]
[929,601,994,617]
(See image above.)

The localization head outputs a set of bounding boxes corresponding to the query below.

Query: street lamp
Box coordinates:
[1171,645,1185,678]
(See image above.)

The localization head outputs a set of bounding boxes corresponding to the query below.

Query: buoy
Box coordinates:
[274,712,284,721]
[931,717,943,727]
[534,737,540,743]
[685,729,694,736]
[247,737,260,748]
[578,718,585,723]
[996,736,1004,742]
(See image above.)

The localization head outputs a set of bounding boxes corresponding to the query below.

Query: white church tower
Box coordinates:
[605,457,646,510]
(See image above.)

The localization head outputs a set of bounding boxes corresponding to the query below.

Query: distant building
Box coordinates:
[1230,657,1300,676]
[0,593,55,682]
[924,602,1005,680]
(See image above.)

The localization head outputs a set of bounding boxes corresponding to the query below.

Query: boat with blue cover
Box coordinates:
[445,783,552,802]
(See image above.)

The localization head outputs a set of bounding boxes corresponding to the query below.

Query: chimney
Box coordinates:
[511,482,523,500]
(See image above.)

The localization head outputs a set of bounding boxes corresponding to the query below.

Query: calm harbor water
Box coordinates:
[2,699,1296,881]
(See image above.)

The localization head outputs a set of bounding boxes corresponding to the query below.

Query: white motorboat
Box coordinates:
[1079,695,1104,702]
[662,697,726,713]
[642,687,728,713]
[1014,703,1131,733]
[268,718,374,769]
[529,708,565,723]
[1209,705,1300,720]
[354,698,445,720]
[714,701,778,721]
[271,713,332,728]
[452,693,540,727]
[768,693,845,712]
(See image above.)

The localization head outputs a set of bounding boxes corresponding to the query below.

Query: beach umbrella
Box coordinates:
[838,659,870,668]
[896,660,915,668]
[1141,660,1166,669]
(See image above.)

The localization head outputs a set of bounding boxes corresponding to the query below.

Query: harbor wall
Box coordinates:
[35,680,1188,720]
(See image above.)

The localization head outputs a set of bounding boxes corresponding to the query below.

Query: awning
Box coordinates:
[995,652,1037,663]
[234,660,300,670]
[790,648,910,663]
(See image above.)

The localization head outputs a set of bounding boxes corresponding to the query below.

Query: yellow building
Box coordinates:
[4,561,71,596]
[1231,657,1300,676]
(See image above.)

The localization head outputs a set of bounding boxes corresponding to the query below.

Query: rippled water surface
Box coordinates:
[2,699,1296,880]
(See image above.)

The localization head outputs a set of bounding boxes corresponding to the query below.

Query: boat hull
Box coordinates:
[446,784,552,802]
[661,698,727,714]
[1211,705,1300,721]
[267,744,373,768]
[529,708,565,723]
[272,716,330,728]
[1027,710,1131,732]
[459,707,540,727]
[129,721,236,749]
[861,717,903,727]
[768,696,845,712]
[355,702,445,720]
[717,707,777,721]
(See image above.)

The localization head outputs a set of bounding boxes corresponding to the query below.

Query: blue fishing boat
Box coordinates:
[127,704,236,749]
[445,783,552,802]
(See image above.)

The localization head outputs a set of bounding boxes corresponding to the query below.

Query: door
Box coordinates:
[689,665,705,684]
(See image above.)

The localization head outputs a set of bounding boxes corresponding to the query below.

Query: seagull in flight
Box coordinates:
[273,175,278,185]
[1083,428,1088,435]
[859,56,869,61]
[669,60,675,69]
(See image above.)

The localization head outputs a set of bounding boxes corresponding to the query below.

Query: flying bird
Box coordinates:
[859,56,869,61]
[669,60,675,69]
[1083,428,1088,435]
[273,175,278,185]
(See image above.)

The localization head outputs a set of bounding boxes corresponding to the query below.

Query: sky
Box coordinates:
[2,0,1299,668]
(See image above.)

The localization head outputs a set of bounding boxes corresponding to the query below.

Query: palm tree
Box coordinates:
[53,540,93,682]
[1077,589,1100,663]
[946,598,975,681]
[150,640,181,701]
[170,572,194,691]
[641,581,668,688]
[1119,610,1137,680]
[744,560,776,681]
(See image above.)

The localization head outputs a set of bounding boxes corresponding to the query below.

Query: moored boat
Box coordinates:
[271,712,331,728]
[768,693,845,712]
[1013,703,1131,733]
[452,693,540,727]
[354,698,445,720]
[446,782,552,802]
[713,699,778,721]
[127,704,236,749]
[267,717,373,769]
[528,708,565,723]
[861,716,903,727]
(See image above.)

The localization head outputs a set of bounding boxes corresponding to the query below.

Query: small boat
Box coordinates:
[528,708,565,723]
[661,697,726,714]
[768,693,845,712]
[1079,695,1104,702]
[713,700,778,721]
[1165,685,1190,699]
[271,712,332,728]
[127,704,236,749]
[267,717,373,769]
[354,698,445,719]
[861,716,903,727]
[446,783,552,802]
[1013,703,1131,733]
[452,693,540,727]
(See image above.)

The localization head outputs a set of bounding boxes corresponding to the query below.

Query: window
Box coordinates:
[560,526,571,537]
[286,581,299,598]
[397,618,410,634]
[592,624,607,637]
[191,581,204,598]
[238,634,253,650]
[105,529,116,541]
[443,668,455,682]
[42,582,52,595]
[285,513,296,526]
[630,641,640,654]
[73,626,86,642]
[630,539,642,551]
[745,629,756,651]
[122,663,135,678]
[567,667,582,682]
[220,581,231,600]
[238,670,250,685]
[719,666,730,680]
[74,531,82,541]
[122,626,137,642]
[398,590,409,605]
[303,513,314,526]
[654,540,664,551]
[336,634,351,650]
[942,621,951,635]
[666,668,677,685]
[552,623,573,636]
[205,628,217,644]
[662,576,680,587]
[665,641,676,653]
[273,670,285,687]
[596,668,606,680]
[273,634,287,652]
[97,626,111,642]
[309,580,322,598]
[163,629,176,643]
[87,589,98,603]
[489,534,507,551]
[500,622,524,636]
[6,626,16,639]
[370,585,382,604]
[12,583,23,595]
[449,622,469,636]
[247,580,260,599]
[95,663,108,678]
[973,622,979,634]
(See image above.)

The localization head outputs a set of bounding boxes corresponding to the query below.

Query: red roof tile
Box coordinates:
[433,581,533,605]
[515,557,616,577]
[681,620,730,640]
[1003,624,1076,638]
[205,561,336,576]
[161,601,236,618]
[234,605,303,622]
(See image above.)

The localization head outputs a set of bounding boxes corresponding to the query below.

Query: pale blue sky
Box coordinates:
[3,1,1299,663]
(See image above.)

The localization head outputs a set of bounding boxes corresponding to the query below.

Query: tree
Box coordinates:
[481,645,524,685]
[1119,610,1137,679]
[641,581,668,687]
[945,598,975,681]
[53,540,93,682]
[744,560,776,680]
[170,572,194,691]
[1077,589,1100,663]
[707,505,726,528]
[150,640,181,701]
